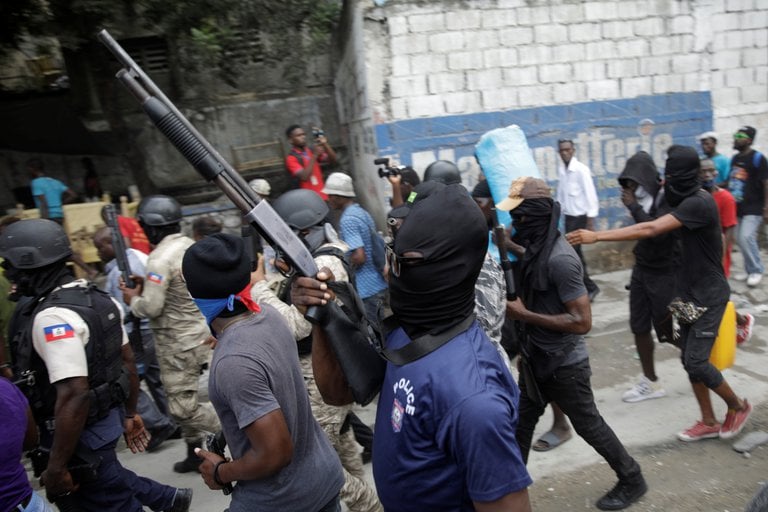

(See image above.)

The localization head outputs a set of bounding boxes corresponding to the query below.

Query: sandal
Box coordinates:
[532,429,573,452]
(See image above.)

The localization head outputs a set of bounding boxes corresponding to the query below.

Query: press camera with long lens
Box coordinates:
[375,157,407,179]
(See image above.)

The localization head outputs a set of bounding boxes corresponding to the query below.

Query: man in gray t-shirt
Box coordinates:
[182,234,344,512]
[499,177,646,512]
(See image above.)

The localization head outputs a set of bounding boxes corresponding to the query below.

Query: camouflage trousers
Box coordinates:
[156,342,220,444]
[301,356,382,512]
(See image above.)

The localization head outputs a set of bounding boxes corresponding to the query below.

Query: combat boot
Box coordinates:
[173,442,202,473]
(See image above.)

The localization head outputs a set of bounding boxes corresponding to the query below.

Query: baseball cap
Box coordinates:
[735,126,757,140]
[322,172,355,197]
[698,131,718,142]
[495,177,552,212]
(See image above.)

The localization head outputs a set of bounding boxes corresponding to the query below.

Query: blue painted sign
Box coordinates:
[375,92,713,229]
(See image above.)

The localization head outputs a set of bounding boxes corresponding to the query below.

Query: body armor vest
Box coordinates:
[9,284,128,428]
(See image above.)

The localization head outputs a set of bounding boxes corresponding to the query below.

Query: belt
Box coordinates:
[16,493,32,511]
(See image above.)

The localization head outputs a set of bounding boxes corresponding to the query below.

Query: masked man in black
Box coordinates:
[499,177,647,511]
[568,145,752,443]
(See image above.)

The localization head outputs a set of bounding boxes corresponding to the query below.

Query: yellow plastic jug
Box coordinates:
[710,301,736,370]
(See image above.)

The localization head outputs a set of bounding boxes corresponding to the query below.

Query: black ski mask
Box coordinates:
[387,181,487,339]
[663,145,701,207]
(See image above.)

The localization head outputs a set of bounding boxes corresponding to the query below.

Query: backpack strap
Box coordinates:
[753,151,764,169]
[381,314,476,366]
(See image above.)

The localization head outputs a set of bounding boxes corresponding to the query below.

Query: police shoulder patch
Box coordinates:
[43,323,75,342]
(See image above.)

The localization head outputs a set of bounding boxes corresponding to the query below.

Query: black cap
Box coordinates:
[182,234,251,299]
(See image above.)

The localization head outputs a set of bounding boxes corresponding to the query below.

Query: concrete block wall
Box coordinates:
[366,0,767,146]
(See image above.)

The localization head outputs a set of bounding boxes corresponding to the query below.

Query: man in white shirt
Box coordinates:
[556,139,601,301]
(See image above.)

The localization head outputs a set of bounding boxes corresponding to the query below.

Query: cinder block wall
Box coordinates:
[368,0,767,135]
[336,0,767,271]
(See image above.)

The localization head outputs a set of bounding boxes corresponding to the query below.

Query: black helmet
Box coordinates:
[272,189,329,230]
[0,219,72,269]
[424,160,461,185]
[137,195,182,226]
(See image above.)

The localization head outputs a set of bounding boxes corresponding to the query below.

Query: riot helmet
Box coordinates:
[272,189,333,253]
[272,189,329,230]
[424,160,461,185]
[0,219,72,269]
[137,195,183,226]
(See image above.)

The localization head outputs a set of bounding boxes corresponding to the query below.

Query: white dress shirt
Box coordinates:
[556,156,599,218]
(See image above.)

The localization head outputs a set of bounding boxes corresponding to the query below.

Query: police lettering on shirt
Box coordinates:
[391,377,417,432]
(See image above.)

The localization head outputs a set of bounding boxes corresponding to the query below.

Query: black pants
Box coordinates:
[517,358,642,484]
[565,215,599,294]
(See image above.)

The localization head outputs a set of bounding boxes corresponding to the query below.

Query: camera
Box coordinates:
[312,128,325,139]
[375,157,406,179]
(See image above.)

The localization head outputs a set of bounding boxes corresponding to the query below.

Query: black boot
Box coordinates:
[596,476,648,511]
[168,488,193,512]
[173,442,202,474]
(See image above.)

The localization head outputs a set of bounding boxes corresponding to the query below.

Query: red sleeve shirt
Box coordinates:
[117,216,151,254]
[285,147,328,200]
[713,189,737,230]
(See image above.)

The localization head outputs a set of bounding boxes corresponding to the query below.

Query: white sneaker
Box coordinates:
[747,273,763,287]
[622,376,667,403]
[732,272,748,281]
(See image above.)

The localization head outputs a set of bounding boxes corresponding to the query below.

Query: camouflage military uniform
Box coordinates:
[474,252,513,369]
[251,241,383,512]
[129,233,220,443]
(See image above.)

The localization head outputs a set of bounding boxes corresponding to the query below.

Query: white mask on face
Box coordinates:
[635,185,653,214]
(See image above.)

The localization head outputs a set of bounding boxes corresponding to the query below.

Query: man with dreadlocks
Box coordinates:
[498,177,647,511]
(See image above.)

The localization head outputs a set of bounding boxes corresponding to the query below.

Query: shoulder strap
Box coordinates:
[754,151,764,168]
[381,314,476,366]
[290,149,305,167]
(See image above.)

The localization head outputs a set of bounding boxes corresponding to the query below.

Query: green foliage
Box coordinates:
[2,0,343,87]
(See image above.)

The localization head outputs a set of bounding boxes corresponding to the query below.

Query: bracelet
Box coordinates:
[213,460,227,487]
[0,363,11,369]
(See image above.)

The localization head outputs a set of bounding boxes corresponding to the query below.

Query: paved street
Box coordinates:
[31,250,768,511]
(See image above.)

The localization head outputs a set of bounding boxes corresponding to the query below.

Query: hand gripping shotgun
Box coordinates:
[96,29,318,305]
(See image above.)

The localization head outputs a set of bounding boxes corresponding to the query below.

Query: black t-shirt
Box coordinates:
[729,149,768,216]
[526,237,589,365]
[670,190,729,306]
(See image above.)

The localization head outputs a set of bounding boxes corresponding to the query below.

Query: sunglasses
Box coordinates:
[385,244,424,277]
[733,133,751,140]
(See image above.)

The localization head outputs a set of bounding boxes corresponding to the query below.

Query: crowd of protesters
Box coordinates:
[0,122,765,512]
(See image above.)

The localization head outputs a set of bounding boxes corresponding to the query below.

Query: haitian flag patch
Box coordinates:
[43,324,75,342]
[147,272,164,284]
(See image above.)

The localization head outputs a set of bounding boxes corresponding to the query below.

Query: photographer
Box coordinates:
[285,124,337,199]
[376,158,420,208]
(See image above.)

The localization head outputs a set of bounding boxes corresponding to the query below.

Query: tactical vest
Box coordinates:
[9,284,128,429]
[277,244,353,355]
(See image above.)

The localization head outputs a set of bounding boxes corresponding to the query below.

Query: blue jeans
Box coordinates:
[737,215,764,275]
[517,358,642,484]
[18,492,53,512]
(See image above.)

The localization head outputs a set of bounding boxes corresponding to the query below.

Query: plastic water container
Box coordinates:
[710,301,736,370]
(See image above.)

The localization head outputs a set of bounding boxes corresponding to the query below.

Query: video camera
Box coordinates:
[375,157,407,179]
[312,128,325,139]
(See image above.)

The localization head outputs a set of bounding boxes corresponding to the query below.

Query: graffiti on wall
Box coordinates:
[374,92,712,229]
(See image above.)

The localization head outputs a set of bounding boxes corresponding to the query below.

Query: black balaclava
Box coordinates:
[663,145,701,207]
[513,197,561,293]
[388,181,487,338]
[6,260,74,301]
